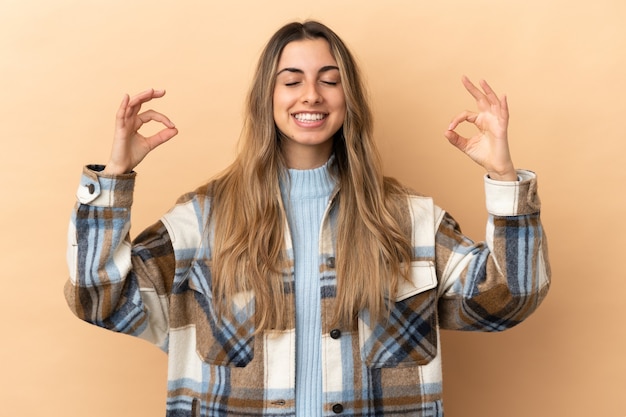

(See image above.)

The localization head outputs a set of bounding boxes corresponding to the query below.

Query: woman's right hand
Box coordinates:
[103,89,178,175]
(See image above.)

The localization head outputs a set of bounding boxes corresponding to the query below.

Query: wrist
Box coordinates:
[102,162,132,176]
[487,167,517,181]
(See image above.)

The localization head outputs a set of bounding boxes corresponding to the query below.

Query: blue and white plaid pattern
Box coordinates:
[65,166,550,416]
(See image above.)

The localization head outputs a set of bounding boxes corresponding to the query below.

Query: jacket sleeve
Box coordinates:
[435,170,551,331]
[64,165,176,349]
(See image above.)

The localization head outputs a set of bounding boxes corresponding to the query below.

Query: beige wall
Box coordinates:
[1,1,624,416]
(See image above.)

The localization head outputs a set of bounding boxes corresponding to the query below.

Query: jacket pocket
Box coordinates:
[177,259,256,367]
[358,261,438,368]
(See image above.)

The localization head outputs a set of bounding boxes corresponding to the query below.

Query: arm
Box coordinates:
[64,90,179,348]
[436,170,550,331]
[64,167,176,347]
[436,77,550,330]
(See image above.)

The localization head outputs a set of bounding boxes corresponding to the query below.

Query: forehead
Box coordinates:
[276,38,338,69]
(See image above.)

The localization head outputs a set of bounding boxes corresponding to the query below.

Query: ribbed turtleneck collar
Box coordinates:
[280,158,336,201]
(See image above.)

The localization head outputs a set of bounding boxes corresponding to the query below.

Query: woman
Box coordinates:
[66,20,550,416]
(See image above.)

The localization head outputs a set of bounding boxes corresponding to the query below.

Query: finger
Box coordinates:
[115,93,131,126]
[500,94,509,119]
[145,127,179,150]
[136,109,176,129]
[125,89,167,119]
[443,129,468,152]
[127,88,166,108]
[479,79,501,106]
[461,75,486,102]
[447,110,478,131]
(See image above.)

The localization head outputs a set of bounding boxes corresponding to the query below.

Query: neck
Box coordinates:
[282,143,333,170]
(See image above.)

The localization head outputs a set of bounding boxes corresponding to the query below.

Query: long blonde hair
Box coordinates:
[209,21,413,331]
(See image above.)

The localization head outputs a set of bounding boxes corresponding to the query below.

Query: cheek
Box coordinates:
[339,98,347,114]
[335,98,347,120]
[271,95,282,122]
[272,91,289,115]
[332,91,347,113]
[272,94,289,133]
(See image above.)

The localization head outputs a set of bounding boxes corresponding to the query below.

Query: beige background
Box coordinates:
[1,0,624,416]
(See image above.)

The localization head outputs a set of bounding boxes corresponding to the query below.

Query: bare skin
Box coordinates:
[102,89,178,175]
[444,76,517,181]
[102,76,515,181]
[272,39,346,170]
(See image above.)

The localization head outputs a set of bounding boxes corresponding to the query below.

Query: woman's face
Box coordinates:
[273,38,346,169]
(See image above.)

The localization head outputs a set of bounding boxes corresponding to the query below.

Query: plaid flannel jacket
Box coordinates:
[65,166,550,417]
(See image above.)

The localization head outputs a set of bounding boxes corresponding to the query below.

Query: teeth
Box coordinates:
[294,113,325,122]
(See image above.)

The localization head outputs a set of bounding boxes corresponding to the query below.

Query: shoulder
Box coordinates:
[160,181,216,249]
[173,181,216,206]
[383,176,441,234]
[383,176,435,209]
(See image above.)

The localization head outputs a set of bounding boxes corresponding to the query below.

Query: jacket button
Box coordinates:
[326,257,336,268]
[332,403,344,414]
[87,183,95,194]
[330,328,341,339]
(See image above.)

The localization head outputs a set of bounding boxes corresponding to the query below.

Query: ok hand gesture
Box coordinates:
[103,89,178,175]
[444,76,517,181]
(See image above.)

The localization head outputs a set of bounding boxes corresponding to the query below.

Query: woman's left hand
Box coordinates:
[444,76,517,181]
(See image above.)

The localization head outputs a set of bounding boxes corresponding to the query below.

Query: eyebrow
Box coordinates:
[276,65,340,76]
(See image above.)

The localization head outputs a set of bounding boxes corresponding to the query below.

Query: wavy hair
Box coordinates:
[209,21,413,331]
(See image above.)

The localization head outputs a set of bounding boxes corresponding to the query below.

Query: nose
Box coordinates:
[302,82,322,104]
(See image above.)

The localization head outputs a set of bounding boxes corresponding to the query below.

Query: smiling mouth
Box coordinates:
[293,113,327,122]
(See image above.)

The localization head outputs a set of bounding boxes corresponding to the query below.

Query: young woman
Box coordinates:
[65,20,550,417]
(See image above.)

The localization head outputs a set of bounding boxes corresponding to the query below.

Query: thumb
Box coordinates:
[444,130,467,152]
